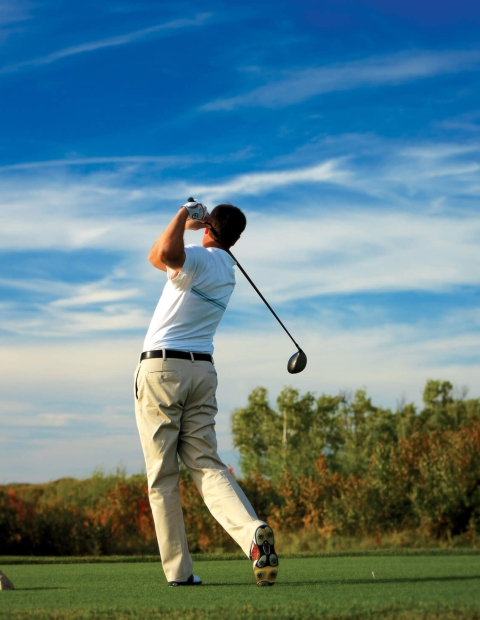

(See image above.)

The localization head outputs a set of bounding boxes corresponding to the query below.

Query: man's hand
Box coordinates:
[182,198,208,221]
[185,219,208,231]
[185,212,211,230]
[148,200,211,272]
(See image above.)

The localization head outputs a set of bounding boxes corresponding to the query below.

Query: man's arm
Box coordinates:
[148,208,208,272]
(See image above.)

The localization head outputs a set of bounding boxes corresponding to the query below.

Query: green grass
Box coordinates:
[2,548,480,565]
[1,553,480,619]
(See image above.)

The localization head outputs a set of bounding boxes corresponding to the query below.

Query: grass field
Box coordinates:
[1,551,480,619]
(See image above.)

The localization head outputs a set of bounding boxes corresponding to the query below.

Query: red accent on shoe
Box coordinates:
[251,543,261,562]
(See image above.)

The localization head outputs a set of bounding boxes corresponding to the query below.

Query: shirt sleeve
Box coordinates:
[167,245,208,288]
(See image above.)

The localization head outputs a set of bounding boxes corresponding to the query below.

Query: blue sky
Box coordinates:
[1,0,480,483]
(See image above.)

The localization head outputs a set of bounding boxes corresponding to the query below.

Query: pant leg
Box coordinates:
[177,360,265,557]
[134,359,192,582]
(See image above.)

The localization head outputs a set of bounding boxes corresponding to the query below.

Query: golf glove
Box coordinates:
[183,197,208,221]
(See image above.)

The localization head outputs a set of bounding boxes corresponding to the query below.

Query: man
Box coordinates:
[134,199,278,587]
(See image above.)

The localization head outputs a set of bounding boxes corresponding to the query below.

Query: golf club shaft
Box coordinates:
[224,246,303,353]
[206,220,303,351]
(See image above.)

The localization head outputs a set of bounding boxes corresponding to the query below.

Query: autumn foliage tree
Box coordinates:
[232,379,480,541]
[1,379,479,555]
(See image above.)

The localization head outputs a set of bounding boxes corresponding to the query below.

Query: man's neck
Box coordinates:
[203,240,227,251]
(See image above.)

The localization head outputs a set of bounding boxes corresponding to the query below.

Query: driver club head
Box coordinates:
[287,349,307,374]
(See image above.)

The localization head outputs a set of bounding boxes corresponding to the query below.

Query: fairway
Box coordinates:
[1,553,480,619]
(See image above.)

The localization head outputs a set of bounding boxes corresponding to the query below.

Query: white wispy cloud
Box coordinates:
[0,158,350,251]
[2,206,480,339]
[203,50,480,110]
[0,156,197,172]
[29,413,80,428]
[52,288,139,308]
[440,110,480,133]
[0,13,211,74]
[400,144,480,159]
[0,277,71,296]
[1,137,480,339]
[189,159,350,201]
[0,407,133,429]
[0,149,256,173]
[1,309,480,481]
[0,0,30,27]
[1,301,151,338]
[274,133,480,205]
[0,434,143,483]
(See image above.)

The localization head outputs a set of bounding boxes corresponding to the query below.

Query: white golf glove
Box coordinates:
[183,197,208,221]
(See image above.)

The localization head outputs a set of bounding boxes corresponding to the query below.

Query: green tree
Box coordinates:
[275,387,317,479]
[420,379,479,431]
[313,393,345,471]
[231,379,480,489]
[338,389,384,475]
[231,387,281,477]
[232,387,346,480]
[396,402,418,438]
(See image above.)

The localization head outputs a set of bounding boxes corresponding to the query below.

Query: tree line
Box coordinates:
[233,380,478,480]
[1,379,479,555]
[232,380,480,540]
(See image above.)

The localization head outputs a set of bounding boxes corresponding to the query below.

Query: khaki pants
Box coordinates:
[134,357,264,582]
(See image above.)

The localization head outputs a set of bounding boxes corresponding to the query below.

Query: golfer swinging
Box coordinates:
[134,199,278,587]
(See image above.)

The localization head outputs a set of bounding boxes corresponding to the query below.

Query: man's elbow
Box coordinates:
[148,248,171,271]
[148,249,161,267]
[158,249,177,264]
[148,247,182,269]
[160,248,185,270]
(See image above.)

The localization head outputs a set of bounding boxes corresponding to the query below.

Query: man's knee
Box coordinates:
[148,466,180,492]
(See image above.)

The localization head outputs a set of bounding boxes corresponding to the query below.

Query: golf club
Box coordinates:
[188,200,307,374]
[224,249,307,374]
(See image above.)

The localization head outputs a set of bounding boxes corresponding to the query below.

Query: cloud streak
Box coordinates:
[0,156,197,172]
[203,50,480,110]
[0,0,30,27]
[0,159,349,251]
[0,13,211,74]
[2,206,480,340]
[190,159,349,201]
[2,136,480,343]
[1,307,480,482]
[239,211,480,302]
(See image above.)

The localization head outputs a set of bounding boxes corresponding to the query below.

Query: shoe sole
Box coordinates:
[168,577,202,587]
[253,526,278,587]
[168,582,202,587]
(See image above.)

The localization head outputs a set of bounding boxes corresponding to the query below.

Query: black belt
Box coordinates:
[140,349,213,363]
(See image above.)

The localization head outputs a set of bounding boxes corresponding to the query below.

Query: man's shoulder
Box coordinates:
[185,244,209,264]
[185,245,235,276]
[186,244,231,262]
[185,244,209,256]
[180,245,213,277]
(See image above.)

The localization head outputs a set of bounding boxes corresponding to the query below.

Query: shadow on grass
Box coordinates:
[286,575,480,586]
[14,587,67,591]
[202,575,480,587]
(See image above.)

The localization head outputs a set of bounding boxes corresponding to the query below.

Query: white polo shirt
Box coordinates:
[143,245,236,355]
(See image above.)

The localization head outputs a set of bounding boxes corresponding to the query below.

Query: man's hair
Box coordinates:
[209,204,247,248]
